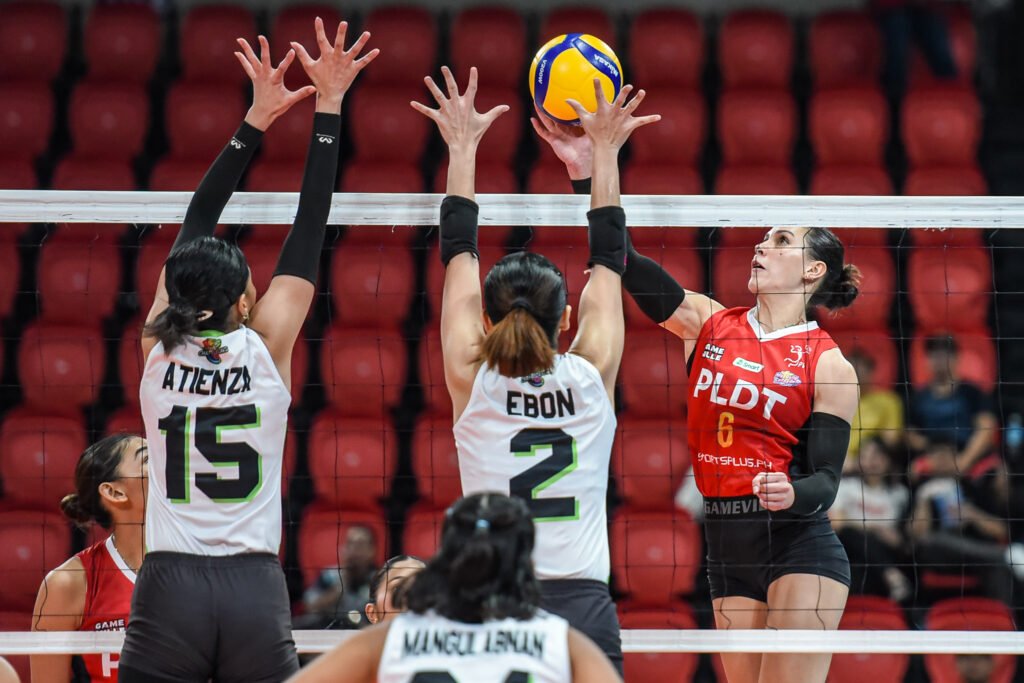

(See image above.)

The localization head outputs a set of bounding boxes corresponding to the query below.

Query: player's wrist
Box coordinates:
[244,106,275,132]
[315,92,344,114]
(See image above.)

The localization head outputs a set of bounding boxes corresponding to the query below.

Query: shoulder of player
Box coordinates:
[34,555,87,619]
[814,347,856,384]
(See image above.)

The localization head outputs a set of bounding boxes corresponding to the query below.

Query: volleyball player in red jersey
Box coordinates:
[31,434,148,682]
[535,113,860,683]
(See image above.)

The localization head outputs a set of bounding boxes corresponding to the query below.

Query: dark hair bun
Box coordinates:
[822,263,861,311]
[60,493,92,526]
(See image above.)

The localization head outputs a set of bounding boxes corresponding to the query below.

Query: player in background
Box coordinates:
[287,493,622,683]
[31,434,148,683]
[118,21,377,683]
[411,71,658,675]
[365,556,426,625]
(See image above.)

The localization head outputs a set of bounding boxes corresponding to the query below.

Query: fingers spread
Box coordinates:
[347,30,371,57]
[564,98,589,119]
[467,66,479,96]
[355,47,380,69]
[291,41,314,67]
[275,48,296,75]
[334,20,348,51]
[258,35,271,67]
[623,88,645,114]
[410,100,441,121]
[424,75,447,107]
[234,52,257,79]
[237,38,260,68]
[615,83,634,108]
[530,117,553,141]
[314,17,330,53]
[483,104,510,122]
[591,77,606,107]
[440,65,459,98]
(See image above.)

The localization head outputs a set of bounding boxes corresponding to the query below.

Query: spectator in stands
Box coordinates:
[910,439,1024,604]
[956,654,996,683]
[846,349,904,471]
[831,437,912,601]
[297,526,378,629]
[907,335,997,472]
[872,0,958,97]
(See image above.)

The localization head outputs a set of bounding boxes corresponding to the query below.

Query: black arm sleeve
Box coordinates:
[273,113,341,284]
[587,206,627,275]
[789,412,851,515]
[173,121,263,251]
[571,176,685,323]
[439,195,480,266]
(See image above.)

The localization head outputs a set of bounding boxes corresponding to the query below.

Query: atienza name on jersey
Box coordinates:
[454,354,616,582]
[140,327,290,555]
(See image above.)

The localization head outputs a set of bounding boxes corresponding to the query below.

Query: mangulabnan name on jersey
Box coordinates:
[403,627,547,660]
[505,389,576,419]
[160,362,252,396]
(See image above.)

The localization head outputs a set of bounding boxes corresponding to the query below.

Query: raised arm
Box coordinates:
[143,35,315,359]
[532,104,724,355]
[248,18,378,380]
[564,81,659,397]
[411,66,508,418]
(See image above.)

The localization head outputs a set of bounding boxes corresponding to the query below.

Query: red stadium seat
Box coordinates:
[135,238,171,311]
[710,245,759,309]
[0,83,54,160]
[289,334,310,405]
[118,321,143,408]
[810,165,893,198]
[350,86,431,163]
[623,248,704,324]
[0,611,29,681]
[451,7,526,88]
[809,11,882,88]
[810,87,889,165]
[330,244,415,329]
[614,418,689,509]
[148,159,213,191]
[910,330,995,391]
[718,10,794,88]
[827,596,909,683]
[240,241,292,302]
[818,246,895,331]
[618,330,689,418]
[84,3,160,83]
[403,507,445,559]
[269,4,343,89]
[904,165,987,196]
[308,412,396,510]
[412,418,462,509]
[18,323,105,413]
[539,7,615,47]
[37,234,122,324]
[0,160,37,189]
[526,162,574,195]
[0,1,67,81]
[297,504,388,587]
[68,82,149,161]
[611,509,702,603]
[341,162,423,194]
[909,6,976,86]
[924,598,1015,683]
[52,158,135,190]
[179,5,256,84]
[0,238,18,320]
[902,86,981,167]
[910,228,984,247]
[623,163,704,197]
[474,90,523,164]
[106,407,144,437]
[619,607,700,683]
[320,326,406,416]
[718,89,796,165]
[0,510,70,611]
[259,96,315,163]
[165,82,247,160]
[246,162,305,193]
[831,330,898,389]
[0,411,86,508]
[423,246,506,325]
[908,247,991,332]
[629,9,704,88]
[715,165,798,195]
[417,330,450,417]
[628,90,706,165]
[433,159,519,199]
[361,7,437,86]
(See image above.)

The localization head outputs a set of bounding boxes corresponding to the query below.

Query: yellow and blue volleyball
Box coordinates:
[529,33,623,125]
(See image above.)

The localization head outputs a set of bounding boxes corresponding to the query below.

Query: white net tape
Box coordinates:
[2,629,1022,656]
[1,191,1024,227]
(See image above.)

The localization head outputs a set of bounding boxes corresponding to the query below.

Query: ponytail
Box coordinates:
[143,301,200,353]
[480,308,556,377]
[61,433,136,530]
[804,228,861,312]
[817,263,861,311]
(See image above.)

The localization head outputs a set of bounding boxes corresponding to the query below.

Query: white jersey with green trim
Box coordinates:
[140,326,290,555]
[378,609,571,683]
[453,354,616,582]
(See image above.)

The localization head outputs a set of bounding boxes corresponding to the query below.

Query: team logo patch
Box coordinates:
[784,344,812,369]
[702,343,725,362]
[199,338,229,365]
[521,372,546,388]
[773,370,802,387]
[733,357,763,373]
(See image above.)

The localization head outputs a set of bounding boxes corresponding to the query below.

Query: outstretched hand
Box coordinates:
[410,66,509,153]
[235,36,316,131]
[566,80,660,151]
[531,103,593,180]
[291,17,379,113]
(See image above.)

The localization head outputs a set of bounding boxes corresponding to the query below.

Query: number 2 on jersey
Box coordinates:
[159,404,262,503]
[510,428,579,523]
[412,672,529,682]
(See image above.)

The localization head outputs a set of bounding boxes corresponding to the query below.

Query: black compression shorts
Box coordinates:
[539,578,623,676]
[703,495,851,602]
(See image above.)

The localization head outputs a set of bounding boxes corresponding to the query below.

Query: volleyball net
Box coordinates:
[0,190,1023,678]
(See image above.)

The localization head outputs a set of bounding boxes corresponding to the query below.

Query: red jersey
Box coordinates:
[76,537,136,682]
[687,307,838,499]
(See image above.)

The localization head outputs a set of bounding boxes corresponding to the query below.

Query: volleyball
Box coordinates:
[529,33,623,125]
